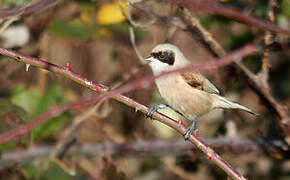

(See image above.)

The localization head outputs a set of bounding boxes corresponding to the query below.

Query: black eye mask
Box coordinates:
[151,51,175,65]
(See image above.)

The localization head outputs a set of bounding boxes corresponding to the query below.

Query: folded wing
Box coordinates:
[181,72,220,94]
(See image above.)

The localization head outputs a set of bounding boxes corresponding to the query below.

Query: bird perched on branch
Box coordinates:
[145,43,256,140]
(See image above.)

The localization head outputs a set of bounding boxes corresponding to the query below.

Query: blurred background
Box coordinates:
[0,0,289,179]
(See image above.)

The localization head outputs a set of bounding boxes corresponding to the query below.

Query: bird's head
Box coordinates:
[145,43,188,75]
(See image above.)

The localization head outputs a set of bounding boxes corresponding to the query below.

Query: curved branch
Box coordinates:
[168,0,290,35]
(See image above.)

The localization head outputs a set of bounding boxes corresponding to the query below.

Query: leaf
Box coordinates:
[97,1,126,25]
[30,113,71,140]
[282,0,290,17]
[1,0,29,6]
[101,23,147,38]
[33,84,68,116]
[30,84,70,140]
[10,84,41,113]
[48,20,90,39]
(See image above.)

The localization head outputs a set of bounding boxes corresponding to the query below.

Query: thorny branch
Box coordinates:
[0,137,289,169]
[0,43,266,180]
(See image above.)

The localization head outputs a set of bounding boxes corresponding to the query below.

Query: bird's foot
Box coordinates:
[146,104,168,119]
[183,119,197,141]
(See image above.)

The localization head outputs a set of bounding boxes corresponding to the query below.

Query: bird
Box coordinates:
[145,43,256,140]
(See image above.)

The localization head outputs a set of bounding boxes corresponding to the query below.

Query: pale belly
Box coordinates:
[155,75,214,118]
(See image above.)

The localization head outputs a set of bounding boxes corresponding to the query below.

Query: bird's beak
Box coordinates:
[144,55,153,62]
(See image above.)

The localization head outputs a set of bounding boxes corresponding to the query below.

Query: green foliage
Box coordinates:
[48,19,146,40]
[31,112,71,140]
[48,20,91,40]
[9,84,71,141]
[0,98,28,124]
[226,31,255,50]
[253,0,269,18]
[200,15,230,28]
[1,0,29,7]
[0,98,29,151]
[31,85,70,140]
[282,0,290,16]
[11,84,40,113]
[102,23,147,37]
[243,54,262,74]
[22,162,84,180]
[33,85,68,116]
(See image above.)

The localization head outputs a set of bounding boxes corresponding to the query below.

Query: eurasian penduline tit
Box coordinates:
[145,43,256,140]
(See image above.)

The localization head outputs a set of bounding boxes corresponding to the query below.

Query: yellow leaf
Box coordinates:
[97,1,126,25]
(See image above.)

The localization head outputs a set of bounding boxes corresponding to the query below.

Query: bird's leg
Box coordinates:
[146,104,168,119]
[184,116,197,140]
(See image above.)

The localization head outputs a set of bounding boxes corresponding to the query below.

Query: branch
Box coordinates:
[0,138,288,169]
[259,0,276,85]
[168,0,290,35]
[0,0,61,19]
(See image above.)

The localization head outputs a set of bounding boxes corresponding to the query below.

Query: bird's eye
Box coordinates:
[159,54,165,59]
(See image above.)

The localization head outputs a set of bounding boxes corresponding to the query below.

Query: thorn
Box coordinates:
[206,156,211,160]
[93,87,100,91]
[135,107,140,112]
[66,62,71,71]
[178,118,184,127]
[25,64,30,72]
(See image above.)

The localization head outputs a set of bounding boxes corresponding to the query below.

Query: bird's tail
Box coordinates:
[213,95,257,115]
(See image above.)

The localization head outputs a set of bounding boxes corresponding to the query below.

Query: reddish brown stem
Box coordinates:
[168,0,290,35]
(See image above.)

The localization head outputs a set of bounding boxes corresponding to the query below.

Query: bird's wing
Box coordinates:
[181,72,220,94]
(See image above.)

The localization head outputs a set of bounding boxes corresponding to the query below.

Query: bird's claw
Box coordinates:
[184,128,194,141]
[183,119,197,141]
[146,106,157,119]
[146,104,167,119]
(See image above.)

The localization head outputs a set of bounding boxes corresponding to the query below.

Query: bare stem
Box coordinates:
[259,0,276,84]
[0,138,288,169]
[168,0,290,35]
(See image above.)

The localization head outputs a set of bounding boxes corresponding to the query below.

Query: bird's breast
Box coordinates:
[155,74,214,117]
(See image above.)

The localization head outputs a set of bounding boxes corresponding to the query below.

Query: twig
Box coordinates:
[258,0,276,85]
[0,138,288,169]
[168,0,290,35]
[0,16,19,34]
[49,103,101,160]
[0,0,61,19]
[129,26,144,63]
[121,0,155,28]
[119,0,146,63]
[181,7,225,57]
